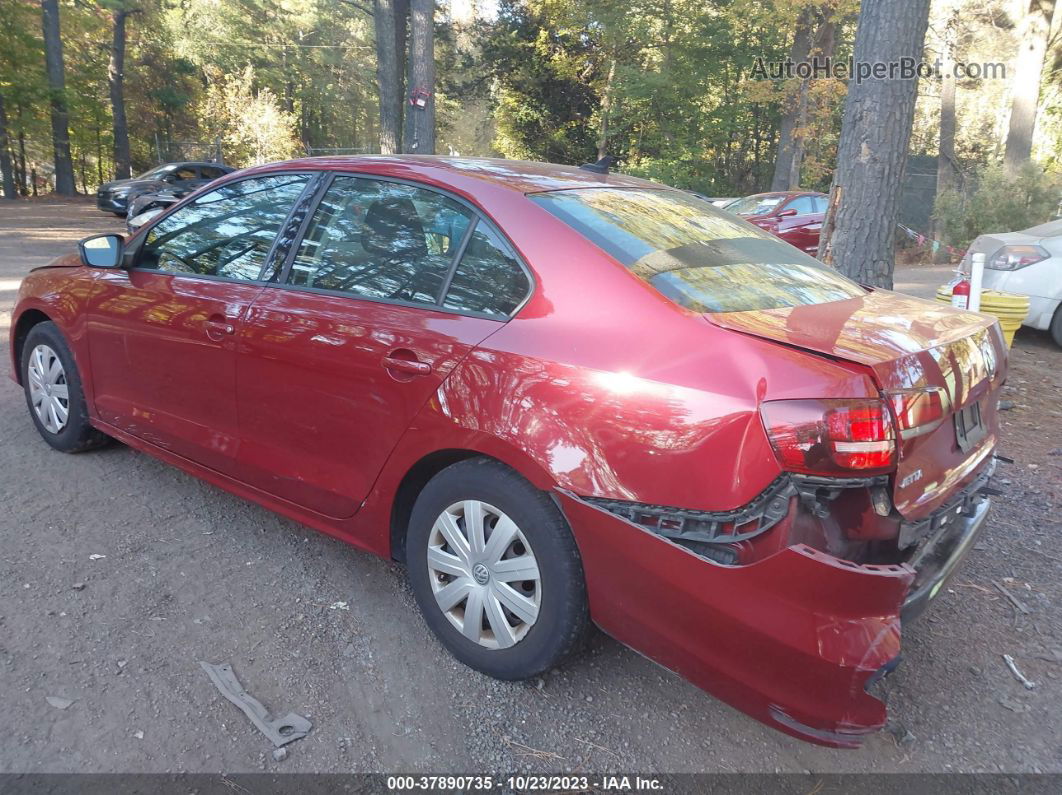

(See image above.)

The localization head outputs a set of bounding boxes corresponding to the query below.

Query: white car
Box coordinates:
[963,218,1062,346]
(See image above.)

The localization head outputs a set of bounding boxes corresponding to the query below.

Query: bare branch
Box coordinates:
[337,0,373,16]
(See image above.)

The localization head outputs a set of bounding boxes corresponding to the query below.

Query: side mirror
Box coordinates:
[78,234,124,268]
[161,173,177,183]
[777,208,798,218]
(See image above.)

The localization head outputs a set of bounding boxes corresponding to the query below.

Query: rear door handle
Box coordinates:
[381,356,432,376]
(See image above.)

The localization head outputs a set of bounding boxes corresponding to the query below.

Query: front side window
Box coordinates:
[287,176,474,306]
[135,165,170,180]
[138,174,310,281]
[530,188,865,314]
[785,196,815,216]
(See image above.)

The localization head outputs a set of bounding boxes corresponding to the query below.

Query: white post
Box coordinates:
[969,252,985,312]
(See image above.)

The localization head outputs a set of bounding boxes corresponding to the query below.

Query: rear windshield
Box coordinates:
[529,188,865,313]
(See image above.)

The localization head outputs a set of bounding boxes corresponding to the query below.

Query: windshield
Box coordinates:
[529,188,865,313]
[135,165,173,180]
[726,194,788,216]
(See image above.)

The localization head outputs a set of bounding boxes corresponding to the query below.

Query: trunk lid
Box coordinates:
[708,289,1007,520]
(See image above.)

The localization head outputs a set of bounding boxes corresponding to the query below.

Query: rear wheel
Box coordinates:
[406,458,589,680]
[21,322,109,453]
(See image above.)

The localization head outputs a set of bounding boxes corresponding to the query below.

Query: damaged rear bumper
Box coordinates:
[557,488,988,748]
[901,492,990,621]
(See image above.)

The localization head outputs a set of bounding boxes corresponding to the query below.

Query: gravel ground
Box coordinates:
[1,199,1060,774]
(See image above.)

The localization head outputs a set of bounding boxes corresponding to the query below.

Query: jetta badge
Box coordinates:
[900,469,923,488]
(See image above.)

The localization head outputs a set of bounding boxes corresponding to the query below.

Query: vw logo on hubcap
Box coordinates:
[472,563,490,585]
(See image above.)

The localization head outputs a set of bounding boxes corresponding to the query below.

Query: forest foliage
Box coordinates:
[1,0,1059,247]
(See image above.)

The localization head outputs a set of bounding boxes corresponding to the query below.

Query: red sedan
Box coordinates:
[9,157,1004,747]
[727,190,828,255]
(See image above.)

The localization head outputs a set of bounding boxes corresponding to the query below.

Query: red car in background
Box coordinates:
[727,190,828,255]
[10,157,1004,748]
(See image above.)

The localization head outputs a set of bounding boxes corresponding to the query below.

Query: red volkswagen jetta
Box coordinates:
[727,190,827,255]
[9,157,1004,747]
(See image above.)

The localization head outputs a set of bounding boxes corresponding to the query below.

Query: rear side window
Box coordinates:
[443,221,530,316]
[284,175,530,317]
[199,166,227,180]
[530,188,864,314]
[287,176,474,306]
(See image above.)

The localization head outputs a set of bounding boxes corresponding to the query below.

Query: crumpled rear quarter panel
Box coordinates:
[557,491,915,748]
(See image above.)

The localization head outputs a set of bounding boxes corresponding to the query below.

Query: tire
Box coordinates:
[1051,304,1062,348]
[406,457,589,680]
[21,321,109,453]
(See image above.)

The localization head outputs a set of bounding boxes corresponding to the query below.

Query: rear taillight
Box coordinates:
[760,398,896,475]
[986,245,1048,271]
[886,387,949,441]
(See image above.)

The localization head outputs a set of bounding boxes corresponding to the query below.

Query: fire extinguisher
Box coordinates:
[951,269,971,310]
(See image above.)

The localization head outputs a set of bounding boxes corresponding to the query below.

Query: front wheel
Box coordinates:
[406,458,589,680]
[21,322,110,453]
[1051,304,1062,348]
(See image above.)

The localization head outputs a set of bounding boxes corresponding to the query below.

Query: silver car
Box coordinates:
[963,218,1062,347]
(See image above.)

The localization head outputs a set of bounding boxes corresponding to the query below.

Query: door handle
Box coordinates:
[205,316,236,340]
[381,355,432,376]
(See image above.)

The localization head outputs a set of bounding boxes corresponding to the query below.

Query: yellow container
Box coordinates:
[935,286,1030,348]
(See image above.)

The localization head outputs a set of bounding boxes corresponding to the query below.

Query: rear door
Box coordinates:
[234,173,532,517]
[85,173,314,473]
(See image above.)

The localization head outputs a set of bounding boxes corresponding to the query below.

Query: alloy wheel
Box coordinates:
[27,344,70,434]
[426,500,541,649]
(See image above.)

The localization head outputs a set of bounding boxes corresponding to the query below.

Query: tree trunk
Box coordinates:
[597,55,618,160]
[0,92,16,199]
[771,7,815,191]
[41,0,76,195]
[373,0,402,154]
[17,113,29,195]
[932,2,961,251]
[408,0,435,154]
[109,9,132,180]
[1002,0,1056,174]
[818,0,932,288]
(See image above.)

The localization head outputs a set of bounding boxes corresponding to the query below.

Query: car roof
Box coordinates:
[243,155,658,194]
[161,161,232,169]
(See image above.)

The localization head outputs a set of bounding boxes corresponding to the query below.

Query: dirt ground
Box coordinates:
[1,199,1060,774]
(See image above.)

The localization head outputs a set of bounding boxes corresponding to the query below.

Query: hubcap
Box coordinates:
[426,500,541,649]
[27,344,70,434]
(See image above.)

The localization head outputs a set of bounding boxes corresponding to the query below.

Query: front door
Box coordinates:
[234,174,531,517]
[777,195,825,256]
[85,172,313,473]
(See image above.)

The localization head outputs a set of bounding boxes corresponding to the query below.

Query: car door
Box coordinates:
[776,195,821,255]
[234,173,532,518]
[85,172,315,474]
